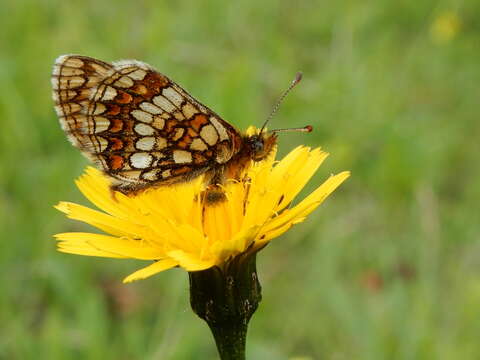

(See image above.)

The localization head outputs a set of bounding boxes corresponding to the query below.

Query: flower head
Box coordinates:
[55,145,349,283]
[430,11,462,44]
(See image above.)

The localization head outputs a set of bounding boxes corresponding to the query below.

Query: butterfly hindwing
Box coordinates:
[52,55,243,193]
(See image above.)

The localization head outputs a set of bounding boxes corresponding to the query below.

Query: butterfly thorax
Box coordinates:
[201,132,277,204]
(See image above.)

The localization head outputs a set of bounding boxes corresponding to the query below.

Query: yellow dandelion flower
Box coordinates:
[54,145,349,283]
[430,11,462,44]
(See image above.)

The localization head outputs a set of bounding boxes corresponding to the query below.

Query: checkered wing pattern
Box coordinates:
[52,55,243,193]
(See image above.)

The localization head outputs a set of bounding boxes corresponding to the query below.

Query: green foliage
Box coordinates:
[1,0,479,359]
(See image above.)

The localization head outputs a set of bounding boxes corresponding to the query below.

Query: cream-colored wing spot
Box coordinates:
[200,124,219,146]
[153,95,176,112]
[55,102,82,115]
[52,89,78,102]
[130,152,153,169]
[89,62,113,77]
[173,150,192,164]
[182,103,198,119]
[56,56,84,69]
[190,138,208,151]
[152,116,165,130]
[93,117,110,133]
[135,137,156,151]
[173,111,185,121]
[114,76,134,88]
[102,86,118,100]
[134,123,155,136]
[156,137,167,149]
[162,87,183,107]
[92,103,107,115]
[210,117,229,141]
[131,109,153,123]
[119,170,143,180]
[56,76,86,89]
[128,69,148,80]
[139,101,163,115]
[142,169,159,181]
[55,67,85,76]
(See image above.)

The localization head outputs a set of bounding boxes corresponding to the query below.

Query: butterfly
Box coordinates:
[52,55,311,204]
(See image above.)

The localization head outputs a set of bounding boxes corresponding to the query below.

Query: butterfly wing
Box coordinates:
[52,55,243,193]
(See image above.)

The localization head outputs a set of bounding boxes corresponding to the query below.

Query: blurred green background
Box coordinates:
[1,0,479,359]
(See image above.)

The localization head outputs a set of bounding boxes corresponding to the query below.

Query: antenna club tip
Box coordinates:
[294,72,303,84]
[305,125,313,133]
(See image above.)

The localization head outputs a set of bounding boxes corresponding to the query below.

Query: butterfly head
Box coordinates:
[246,124,313,162]
[246,132,278,161]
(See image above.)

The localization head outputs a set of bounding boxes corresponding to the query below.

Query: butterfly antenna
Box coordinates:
[271,125,313,134]
[259,72,303,134]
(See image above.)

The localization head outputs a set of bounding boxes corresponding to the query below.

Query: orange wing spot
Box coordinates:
[115,91,133,104]
[187,127,198,137]
[110,138,124,151]
[157,160,175,166]
[172,166,190,175]
[110,119,124,132]
[109,155,124,170]
[107,104,121,115]
[165,119,179,133]
[177,135,192,148]
[205,150,213,157]
[190,114,209,131]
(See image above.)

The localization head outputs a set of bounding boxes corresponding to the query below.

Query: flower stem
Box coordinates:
[188,252,262,360]
[207,319,247,359]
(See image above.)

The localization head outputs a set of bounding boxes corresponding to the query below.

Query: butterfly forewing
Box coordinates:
[52,55,242,193]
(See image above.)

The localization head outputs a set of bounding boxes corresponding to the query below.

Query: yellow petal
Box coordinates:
[57,241,128,258]
[258,171,350,244]
[76,167,134,218]
[55,232,164,259]
[55,202,144,238]
[123,259,178,283]
[273,148,329,212]
[167,250,215,271]
[211,225,261,261]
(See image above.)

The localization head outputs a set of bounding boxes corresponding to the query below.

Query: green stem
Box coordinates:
[188,252,262,360]
[207,320,247,360]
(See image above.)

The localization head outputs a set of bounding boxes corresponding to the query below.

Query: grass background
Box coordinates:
[1,0,479,359]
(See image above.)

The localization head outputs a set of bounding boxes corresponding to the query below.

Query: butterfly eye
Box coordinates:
[252,138,264,154]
